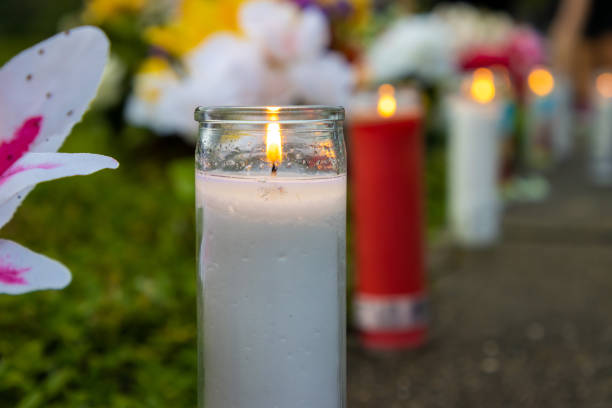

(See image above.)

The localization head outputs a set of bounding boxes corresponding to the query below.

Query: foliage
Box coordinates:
[0,115,197,407]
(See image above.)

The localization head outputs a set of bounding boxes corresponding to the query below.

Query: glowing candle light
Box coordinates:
[470,68,496,104]
[528,68,555,97]
[596,72,612,98]
[266,107,282,174]
[377,84,397,118]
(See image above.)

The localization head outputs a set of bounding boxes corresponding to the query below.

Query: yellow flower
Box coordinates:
[139,56,172,74]
[145,0,245,56]
[83,0,147,24]
[347,0,371,28]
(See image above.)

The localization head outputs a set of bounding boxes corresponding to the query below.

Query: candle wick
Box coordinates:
[271,162,278,176]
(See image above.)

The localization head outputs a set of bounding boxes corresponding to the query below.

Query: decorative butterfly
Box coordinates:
[0,26,119,295]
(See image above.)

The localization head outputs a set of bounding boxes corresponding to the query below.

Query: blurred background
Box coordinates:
[2,0,612,407]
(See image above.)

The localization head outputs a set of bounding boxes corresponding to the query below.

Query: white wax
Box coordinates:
[590,95,612,185]
[447,97,503,247]
[552,76,574,162]
[196,172,346,408]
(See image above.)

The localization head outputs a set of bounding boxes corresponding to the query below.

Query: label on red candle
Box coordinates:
[354,293,428,331]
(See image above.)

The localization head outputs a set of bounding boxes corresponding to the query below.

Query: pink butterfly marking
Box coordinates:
[0,117,42,287]
[0,116,42,175]
[0,262,29,285]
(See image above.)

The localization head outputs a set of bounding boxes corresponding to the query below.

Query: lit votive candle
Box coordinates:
[447,68,504,247]
[194,106,347,408]
[525,67,557,169]
[348,85,428,350]
[590,72,612,185]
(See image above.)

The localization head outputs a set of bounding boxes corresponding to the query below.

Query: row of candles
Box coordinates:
[192,65,612,407]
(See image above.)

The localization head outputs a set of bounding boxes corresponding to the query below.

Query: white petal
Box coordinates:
[0,187,33,229]
[239,0,297,61]
[290,53,355,106]
[124,70,181,136]
[367,16,454,83]
[260,66,297,105]
[0,152,118,203]
[0,239,70,295]
[0,26,109,152]
[187,34,266,106]
[294,7,330,60]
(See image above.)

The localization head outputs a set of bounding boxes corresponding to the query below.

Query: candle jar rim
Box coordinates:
[194,105,345,124]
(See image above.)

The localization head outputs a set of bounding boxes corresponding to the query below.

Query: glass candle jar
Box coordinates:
[348,86,428,350]
[447,71,504,247]
[194,106,347,408]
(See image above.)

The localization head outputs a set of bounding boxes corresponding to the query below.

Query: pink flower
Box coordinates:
[0,26,119,295]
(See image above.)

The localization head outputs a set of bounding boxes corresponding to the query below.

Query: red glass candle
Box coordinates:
[349,86,427,350]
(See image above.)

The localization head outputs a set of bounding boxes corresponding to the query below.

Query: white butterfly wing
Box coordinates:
[0,152,118,204]
[0,239,71,295]
[0,26,109,152]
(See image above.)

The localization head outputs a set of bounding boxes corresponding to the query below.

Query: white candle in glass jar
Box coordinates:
[551,75,573,162]
[447,69,503,247]
[590,73,612,185]
[447,96,503,246]
[196,172,346,408]
[525,67,556,169]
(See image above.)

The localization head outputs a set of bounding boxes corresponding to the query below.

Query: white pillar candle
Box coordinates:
[552,75,574,162]
[590,76,612,185]
[525,93,554,169]
[447,96,503,247]
[525,68,557,170]
[196,172,346,408]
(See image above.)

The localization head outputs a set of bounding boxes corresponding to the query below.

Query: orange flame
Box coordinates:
[266,107,282,166]
[377,84,397,118]
[528,68,554,97]
[596,73,612,98]
[470,68,496,104]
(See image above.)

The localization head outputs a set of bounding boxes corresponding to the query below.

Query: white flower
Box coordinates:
[0,27,119,294]
[126,34,268,139]
[239,1,330,62]
[125,0,355,138]
[290,53,354,106]
[434,3,514,56]
[238,0,353,105]
[125,68,181,135]
[186,34,268,106]
[367,15,454,84]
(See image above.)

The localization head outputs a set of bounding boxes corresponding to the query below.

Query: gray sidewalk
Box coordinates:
[348,157,612,408]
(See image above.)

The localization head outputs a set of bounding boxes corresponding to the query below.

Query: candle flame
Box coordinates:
[470,68,495,104]
[528,68,554,97]
[377,84,397,118]
[266,107,282,166]
[596,72,612,98]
